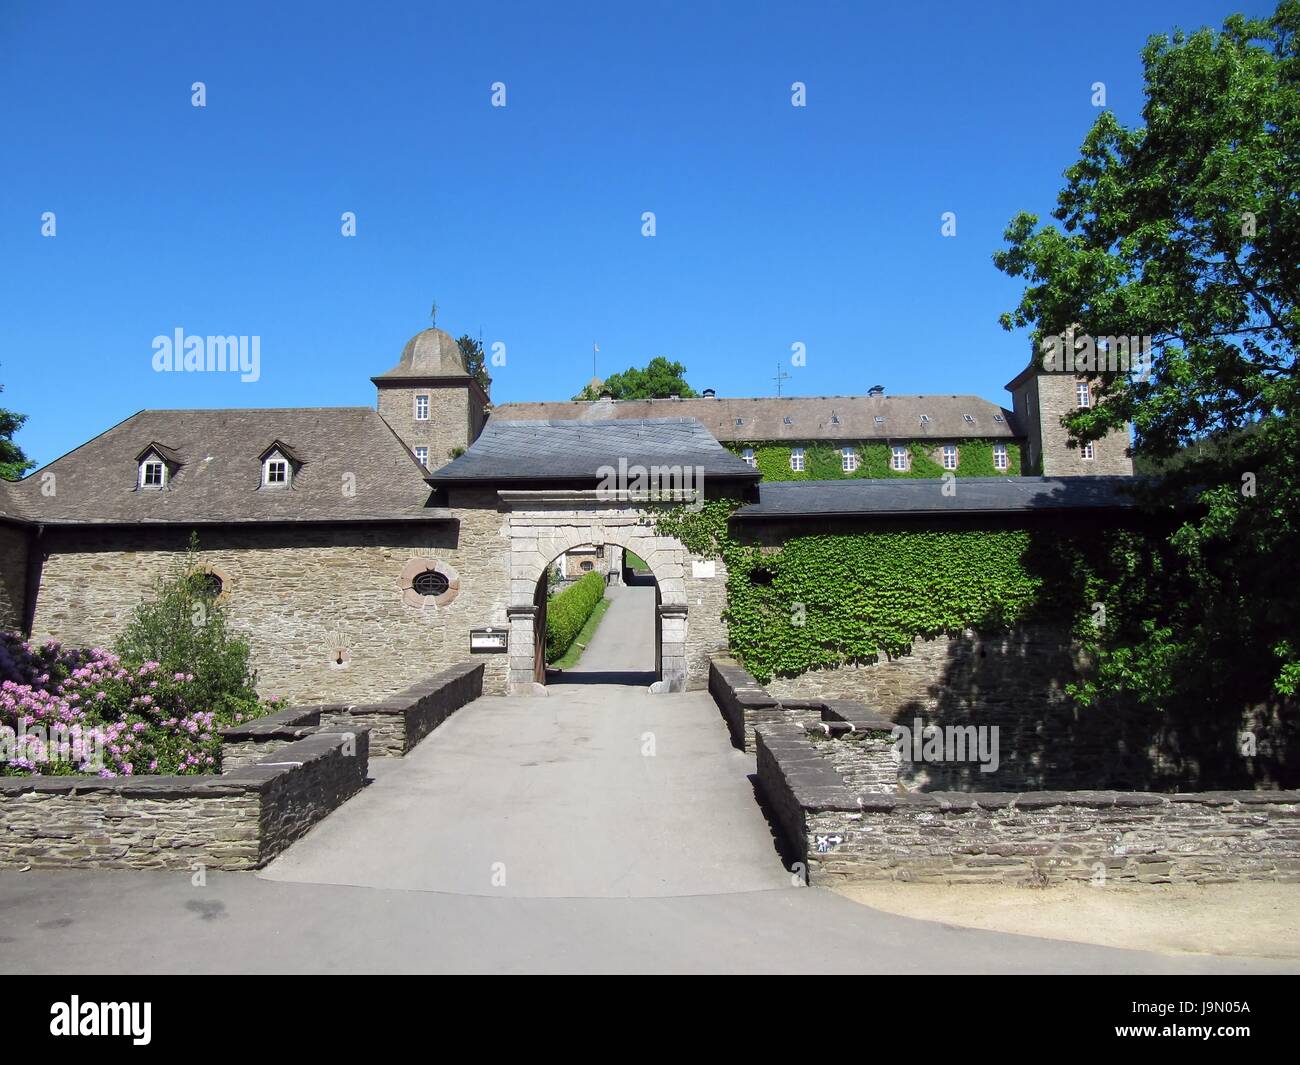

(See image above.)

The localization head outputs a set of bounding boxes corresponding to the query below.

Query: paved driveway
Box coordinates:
[261,683,793,898]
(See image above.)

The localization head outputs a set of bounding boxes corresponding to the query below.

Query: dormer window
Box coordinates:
[783,416,793,425]
[830,413,840,424]
[993,414,1005,423]
[919,414,931,425]
[963,414,975,424]
[735,417,744,427]
[874,415,885,425]
[135,443,179,491]
[140,458,166,489]
[258,440,301,490]
[263,457,289,486]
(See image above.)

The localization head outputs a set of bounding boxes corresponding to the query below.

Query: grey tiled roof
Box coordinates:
[0,479,32,524]
[427,417,762,484]
[491,394,1020,441]
[9,408,451,525]
[374,328,470,380]
[734,477,1143,519]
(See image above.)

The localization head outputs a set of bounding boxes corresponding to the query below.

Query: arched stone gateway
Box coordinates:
[501,490,692,696]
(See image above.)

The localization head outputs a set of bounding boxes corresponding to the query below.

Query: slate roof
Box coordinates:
[733,477,1144,519]
[0,479,32,524]
[426,417,763,484]
[491,394,1020,442]
[373,328,470,380]
[8,408,452,525]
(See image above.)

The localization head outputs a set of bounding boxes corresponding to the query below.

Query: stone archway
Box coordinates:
[501,490,690,696]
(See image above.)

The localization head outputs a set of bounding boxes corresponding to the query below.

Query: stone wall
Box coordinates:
[756,722,1300,886]
[0,521,28,631]
[1010,371,1133,477]
[764,625,1296,792]
[0,729,368,870]
[318,661,484,755]
[30,514,511,703]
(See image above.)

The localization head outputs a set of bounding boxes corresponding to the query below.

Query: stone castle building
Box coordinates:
[0,326,1135,704]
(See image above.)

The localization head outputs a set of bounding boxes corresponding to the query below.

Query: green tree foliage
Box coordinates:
[993,1,1300,713]
[114,537,263,716]
[456,334,493,396]
[0,378,33,481]
[545,571,605,662]
[574,357,697,400]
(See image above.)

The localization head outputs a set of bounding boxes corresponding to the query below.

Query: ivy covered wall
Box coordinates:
[725,440,1022,481]
[656,499,1113,686]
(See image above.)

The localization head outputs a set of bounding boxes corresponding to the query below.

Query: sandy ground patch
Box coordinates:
[832,881,1300,960]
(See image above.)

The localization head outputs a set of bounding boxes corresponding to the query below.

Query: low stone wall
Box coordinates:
[0,729,369,870]
[219,705,326,771]
[319,661,484,756]
[709,657,827,752]
[756,721,1300,886]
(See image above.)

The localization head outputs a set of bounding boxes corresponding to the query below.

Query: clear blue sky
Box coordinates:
[0,0,1270,467]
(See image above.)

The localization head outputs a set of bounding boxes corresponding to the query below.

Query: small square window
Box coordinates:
[993,444,1009,471]
[415,447,429,468]
[140,460,165,488]
[741,448,756,468]
[783,416,793,425]
[919,414,930,425]
[265,460,288,484]
[942,446,958,470]
[1081,441,1095,460]
[963,414,975,424]
[734,417,744,427]
[891,446,909,471]
[993,414,1005,423]
[841,447,858,473]
[874,415,885,425]
[415,395,430,420]
[830,413,840,424]
[790,448,805,472]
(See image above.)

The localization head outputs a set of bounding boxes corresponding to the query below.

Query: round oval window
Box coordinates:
[413,570,450,597]
[195,572,223,598]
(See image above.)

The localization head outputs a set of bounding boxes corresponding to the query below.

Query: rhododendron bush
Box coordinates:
[0,540,277,776]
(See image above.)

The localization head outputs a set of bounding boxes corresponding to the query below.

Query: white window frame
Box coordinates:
[1081,441,1095,461]
[1076,382,1091,408]
[139,458,167,489]
[841,447,858,473]
[891,446,909,472]
[262,453,291,487]
[993,443,1009,471]
[789,447,805,472]
[414,446,429,468]
[741,448,756,468]
[415,394,430,421]
[942,445,958,470]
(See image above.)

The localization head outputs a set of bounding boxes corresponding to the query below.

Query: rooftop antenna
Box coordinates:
[773,363,791,397]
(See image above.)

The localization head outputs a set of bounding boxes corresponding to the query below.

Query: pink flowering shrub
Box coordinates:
[0,631,278,777]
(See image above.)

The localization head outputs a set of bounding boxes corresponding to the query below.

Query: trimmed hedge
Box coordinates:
[545,572,605,663]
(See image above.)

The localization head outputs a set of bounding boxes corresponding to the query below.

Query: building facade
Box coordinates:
[0,327,1136,703]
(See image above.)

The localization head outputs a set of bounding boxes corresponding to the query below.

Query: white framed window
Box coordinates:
[263,457,289,486]
[1076,382,1090,408]
[1081,441,1095,460]
[841,447,858,473]
[415,394,430,420]
[415,446,429,468]
[891,446,909,471]
[942,445,958,470]
[789,447,805,472]
[993,443,1009,471]
[139,459,166,489]
[741,448,756,468]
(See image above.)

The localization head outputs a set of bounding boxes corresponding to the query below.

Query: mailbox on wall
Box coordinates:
[469,627,509,653]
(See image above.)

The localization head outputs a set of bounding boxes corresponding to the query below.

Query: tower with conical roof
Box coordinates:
[373,328,490,470]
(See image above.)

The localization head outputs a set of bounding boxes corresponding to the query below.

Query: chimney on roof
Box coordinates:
[867,384,885,397]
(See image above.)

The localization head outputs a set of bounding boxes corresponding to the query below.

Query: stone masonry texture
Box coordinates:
[754,723,1300,887]
[0,522,27,631]
[0,729,368,870]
